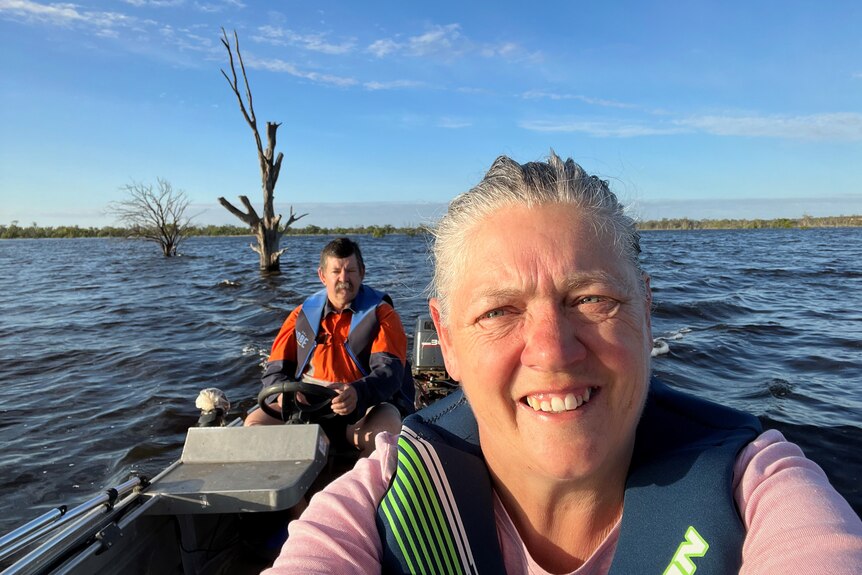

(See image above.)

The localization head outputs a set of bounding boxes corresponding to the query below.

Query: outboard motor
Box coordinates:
[195,388,231,427]
[411,316,458,408]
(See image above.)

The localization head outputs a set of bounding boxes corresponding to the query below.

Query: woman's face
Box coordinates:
[430,203,653,486]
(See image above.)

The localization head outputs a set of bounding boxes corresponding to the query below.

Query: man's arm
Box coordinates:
[261,307,302,390]
[348,303,408,418]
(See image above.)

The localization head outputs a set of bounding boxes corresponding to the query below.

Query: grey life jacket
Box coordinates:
[376,378,762,574]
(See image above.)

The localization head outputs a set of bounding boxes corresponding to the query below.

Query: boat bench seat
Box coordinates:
[143,425,329,515]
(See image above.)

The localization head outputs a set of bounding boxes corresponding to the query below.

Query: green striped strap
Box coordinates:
[378,429,477,574]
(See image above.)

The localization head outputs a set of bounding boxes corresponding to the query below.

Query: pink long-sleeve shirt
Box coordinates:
[263,429,862,574]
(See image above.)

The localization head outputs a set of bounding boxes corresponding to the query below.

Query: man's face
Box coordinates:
[318,254,365,311]
[430,203,653,488]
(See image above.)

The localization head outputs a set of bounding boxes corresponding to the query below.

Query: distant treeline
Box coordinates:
[637,215,862,230]
[2,215,860,239]
[0,222,424,240]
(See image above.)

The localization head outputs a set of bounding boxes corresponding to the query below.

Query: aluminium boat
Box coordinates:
[0,317,455,575]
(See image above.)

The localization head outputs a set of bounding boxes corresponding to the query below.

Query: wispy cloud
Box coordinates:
[405,23,464,57]
[248,56,357,87]
[455,86,491,95]
[363,79,424,91]
[366,23,466,58]
[520,119,684,137]
[1,0,233,63]
[480,42,518,58]
[253,25,354,55]
[0,0,241,33]
[521,112,862,141]
[193,0,244,13]
[122,0,184,7]
[367,23,529,61]
[0,0,132,28]
[367,38,398,58]
[158,24,216,53]
[676,112,862,141]
[437,117,471,129]
[521,90,637,110]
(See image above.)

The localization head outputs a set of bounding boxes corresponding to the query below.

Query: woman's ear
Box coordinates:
[429,298,460,382]
[643,273,653,334]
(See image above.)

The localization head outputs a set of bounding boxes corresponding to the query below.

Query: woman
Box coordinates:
[263,153,862,574]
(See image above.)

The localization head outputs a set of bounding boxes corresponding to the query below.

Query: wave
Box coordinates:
[1,231,860,534]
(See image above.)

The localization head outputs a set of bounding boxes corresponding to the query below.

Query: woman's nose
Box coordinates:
[520,305,586,371]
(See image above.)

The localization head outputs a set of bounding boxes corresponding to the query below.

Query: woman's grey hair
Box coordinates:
[430,151,643,323]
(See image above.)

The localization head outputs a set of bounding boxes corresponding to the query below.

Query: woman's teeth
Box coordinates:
[526,388,594,413]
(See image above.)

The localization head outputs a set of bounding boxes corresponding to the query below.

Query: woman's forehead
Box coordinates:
[466,204,616,258]
[455,204,637,287]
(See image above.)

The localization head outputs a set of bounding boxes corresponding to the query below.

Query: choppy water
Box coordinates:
[0,229,860,534]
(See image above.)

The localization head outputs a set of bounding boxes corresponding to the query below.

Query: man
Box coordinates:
[245,237,411,457]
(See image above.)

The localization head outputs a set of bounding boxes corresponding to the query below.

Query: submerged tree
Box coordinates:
[108,178,194,257]
[219,28,307,273]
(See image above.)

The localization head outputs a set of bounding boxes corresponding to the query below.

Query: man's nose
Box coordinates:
[520,305,586,371]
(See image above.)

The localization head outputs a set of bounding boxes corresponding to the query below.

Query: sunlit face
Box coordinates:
[318,254,365,311]
[430,203,653,487]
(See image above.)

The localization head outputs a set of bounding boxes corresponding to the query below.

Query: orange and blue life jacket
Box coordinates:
[294,285,391,380]
[271,285,413,419]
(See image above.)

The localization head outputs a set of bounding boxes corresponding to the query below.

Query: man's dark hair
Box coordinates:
[319,237,365,271]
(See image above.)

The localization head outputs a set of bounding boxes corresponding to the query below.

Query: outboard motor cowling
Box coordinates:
[195,388,231,427]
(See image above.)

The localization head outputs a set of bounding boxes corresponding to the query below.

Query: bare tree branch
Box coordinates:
[108,178,195,257]
[219,28,308,272]
[283,206,308,230]
[220,28,262,158]
[217,197,254,226]
[239,196,260,221]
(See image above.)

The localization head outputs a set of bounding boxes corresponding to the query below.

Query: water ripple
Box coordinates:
[0,229,860,532]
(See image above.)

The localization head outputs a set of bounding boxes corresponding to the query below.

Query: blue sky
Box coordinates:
[1,0,861,228]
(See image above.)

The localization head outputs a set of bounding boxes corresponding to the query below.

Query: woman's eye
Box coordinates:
[573,295,620,318]
[578,295,604,305]
[480,309,507,320]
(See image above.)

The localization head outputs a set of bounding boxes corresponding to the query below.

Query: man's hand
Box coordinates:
[331,383,357,416]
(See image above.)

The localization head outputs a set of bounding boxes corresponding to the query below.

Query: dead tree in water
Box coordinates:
[109,179,193,257]
[219,28,306,272]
